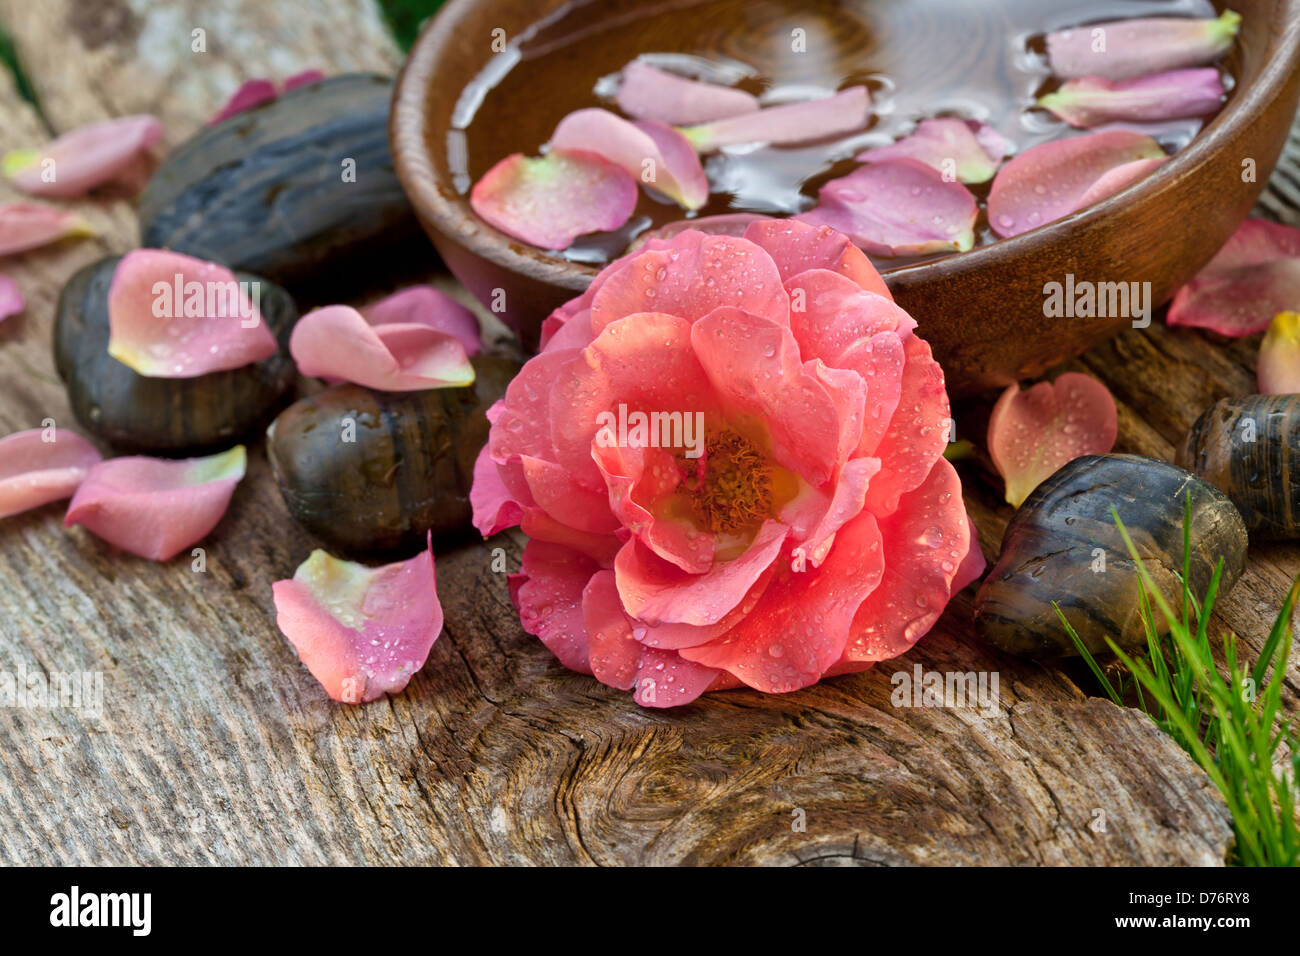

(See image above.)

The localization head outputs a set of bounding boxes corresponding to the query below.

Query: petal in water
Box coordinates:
[1047,10,1241,82]
[470,148,638,249]
[682,86,870,152]
[550,109,708,209]
[290,304,474,391]
[3,115,162,198]
[795,158,978,257]
[362,285,482,356]
[1039,68,1225,128]
[107,249,279,378]
[1167,218,1300,336]
[616,59,759,126]
[0,428,102,519]
[0,202,94,257]
[1257,312,1300,394]
[272,536,443,704]
[987,372,1118,507]
[987,130,1166,238]
[857,118,1013,184]
[64,446,246,560]
[0,273,22,321]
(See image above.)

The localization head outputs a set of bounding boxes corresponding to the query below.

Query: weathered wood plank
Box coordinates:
[3,0,1289,866]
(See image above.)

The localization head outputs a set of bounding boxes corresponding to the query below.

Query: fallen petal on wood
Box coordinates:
[0,428,102,519]
[987,130,1166,238]
[1168,218,1300,336]
[0,202,94,257]
[107,249,278,378]
[1257,311,1300,394]
[616,59,759,126]
[0,273,23,322]
[3,115,163,198]
[1039,68,1225,128]
[1046,10,1242,81]
[795,158,978,257]
[469,148,638,249]
[64,445,247,560]
[988,372,1118,507]
[272,535,443,704]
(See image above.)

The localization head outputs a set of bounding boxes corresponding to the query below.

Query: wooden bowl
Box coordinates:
[392,0,1300,395]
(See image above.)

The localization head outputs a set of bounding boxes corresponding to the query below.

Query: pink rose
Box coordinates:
[472,220,983,707]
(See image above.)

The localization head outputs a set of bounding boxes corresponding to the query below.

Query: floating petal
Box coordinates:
[1167,218,1300,336]
[682,86,870,152]
[290,304,474,391]
[1257,311,1300,394]
[1046,10,1242,82]
[987,130,1166,238]
[362,285,482,356]
[107,249,278,378]
[616,59,759,126]
[551,109,708,209]
[857,118,1012,184]
[470,148,638,249]
[0,428,102,519]
[1039,68,1225,128]
[795,158,977,257]
[64,446,246,560]
[272,536,442,704]
[0,202,94,257]
[3,115,162,198]
[987,372,1118,507]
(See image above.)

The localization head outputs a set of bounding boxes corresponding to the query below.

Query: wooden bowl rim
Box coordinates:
[392,0,1300,297]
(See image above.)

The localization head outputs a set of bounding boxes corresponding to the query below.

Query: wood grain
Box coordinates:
[2,0,1294,866]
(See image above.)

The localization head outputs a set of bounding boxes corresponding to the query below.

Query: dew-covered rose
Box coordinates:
[471,219,983,707]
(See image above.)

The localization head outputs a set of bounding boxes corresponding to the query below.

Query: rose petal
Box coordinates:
[952,515,987,593]
[589,233,790,335]
[272,535,442,704]
[987,130,1166,238]
[630,213,766,253]
[682,86,870,151]
[1257,311,1300,394]
[208,79,278,125]
[680,508,887,692]
[1039,68,1225,128]
[988,372,1118,507]
[857,118,1012,184]
[550,109,708,209]
[0,273,23,321]
[744,218,893,300]
[516,539,601,675]
[583,571,723,707]
[840,457,972,663]
[362,285,482,356]
[3,115,162,198]
[783,268,914,366]
[470,148,638,249]
[0,428,102,519]
[290,304,474,391]
[615,520,788,627]
[1047,10,1242,82]
[64,445,246,560]
[106,249,279,378]
[795,159,978,257]
[1167,219,1300,337]
[471,442,524,537]
[0,202,94,257]
[616,60,760,126]
[283,69,326,91]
